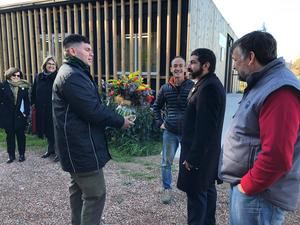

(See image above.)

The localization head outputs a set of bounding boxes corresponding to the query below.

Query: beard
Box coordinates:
[188,67,203,79]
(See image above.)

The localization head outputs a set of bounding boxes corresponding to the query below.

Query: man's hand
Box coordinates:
[237,184,246,194]
[160,123,166,129]
[122,116,135,129]
[183,160,193,171]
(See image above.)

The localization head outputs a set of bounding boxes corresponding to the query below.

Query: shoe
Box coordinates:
[53,155,59,162]
[41,152,52,158]
[19,155,26,162]
[161,189,172,204]
[6,158,14,163]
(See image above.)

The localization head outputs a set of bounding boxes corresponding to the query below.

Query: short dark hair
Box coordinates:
[232,31,277,65]
[191,48,216,73]
[63,34,90,49]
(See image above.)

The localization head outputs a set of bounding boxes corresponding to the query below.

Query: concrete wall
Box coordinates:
[188,0,238,84]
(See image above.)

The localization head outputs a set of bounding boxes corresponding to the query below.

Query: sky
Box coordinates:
[212,0,300,62]
[0,0,300,62]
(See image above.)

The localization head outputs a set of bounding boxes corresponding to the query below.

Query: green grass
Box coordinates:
[0,129,47,151]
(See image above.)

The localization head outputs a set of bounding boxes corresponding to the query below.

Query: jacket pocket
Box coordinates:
[248,145,261,169]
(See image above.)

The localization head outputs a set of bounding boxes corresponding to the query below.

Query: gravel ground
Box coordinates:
[0,149,299,225]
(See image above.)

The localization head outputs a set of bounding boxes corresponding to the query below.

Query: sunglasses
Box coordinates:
[11,74,20,77]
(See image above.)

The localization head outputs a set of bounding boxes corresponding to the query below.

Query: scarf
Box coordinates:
[7,79,30,105]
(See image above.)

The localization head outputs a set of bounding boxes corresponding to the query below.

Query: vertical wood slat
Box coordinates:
[81,3,86,36]
[46,8,53,55]
[129,0,134,72]
[121,0,125,77]
[6,13,13,67]
[96,1,102,88]
[53,7,60,63]
[138,0,143,73]
[156,0,161,95]
[176,0,182,55]
[11,12,19,68]
[165,0,171,82]
[1,14,8,71]
[112,0,117,79]
[34,10,41,72]
[0,15,3,80]
[17,12,25,74]
[60,6,65,62]
[22,11,30,81]
[186,1,191,63]
[104,0,110,82]
[147,0,152,85]
[40,8,47,59]
[74,4,79,34]
[88,2,94,77]
[28,10,36,80]
[66,5,72,34]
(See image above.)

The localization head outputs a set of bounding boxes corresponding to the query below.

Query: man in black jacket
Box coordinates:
[153,56,193,204]
[52,34,133,225]
[177,48,226,225]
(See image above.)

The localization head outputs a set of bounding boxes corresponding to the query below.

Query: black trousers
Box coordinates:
[5,128,26,159]
[187,184,217,225]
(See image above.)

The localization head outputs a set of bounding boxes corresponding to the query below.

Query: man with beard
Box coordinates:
[219,31,300,225]
[153,56,193,204]
[177,48,226,225]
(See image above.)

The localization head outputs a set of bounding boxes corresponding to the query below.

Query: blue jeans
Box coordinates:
[230,185,286,225]
[161,130,180,189]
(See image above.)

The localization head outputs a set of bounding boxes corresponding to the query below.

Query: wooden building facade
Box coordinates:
[0,0,238,93]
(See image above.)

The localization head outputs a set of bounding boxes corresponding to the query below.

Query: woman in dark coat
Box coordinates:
[0,68,30,163]
[31,56,58,161]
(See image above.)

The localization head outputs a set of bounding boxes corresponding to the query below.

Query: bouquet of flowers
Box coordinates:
[106,71,154,107]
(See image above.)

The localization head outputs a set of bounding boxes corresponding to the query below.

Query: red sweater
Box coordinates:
[241,87,300,195]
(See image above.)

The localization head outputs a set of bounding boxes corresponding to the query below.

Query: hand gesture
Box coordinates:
[122,116,135,129]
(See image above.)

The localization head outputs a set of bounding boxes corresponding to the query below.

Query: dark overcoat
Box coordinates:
[31,72,56,139]
[0,81,30,131]
[177,73,226,193]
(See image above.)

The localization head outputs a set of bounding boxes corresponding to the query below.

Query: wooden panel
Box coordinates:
[96,1,102,88]
[186,1,191,62]
[11,12,19,68]
[6,13,13,67]
[165,0,171,82]
[74,4,79,34]
[28,10,36,80]
[138,0,143,73]
[60,6,65,61]
[0,14,8,71]
[34,9,41,72]
[53,7,60,63]
[176,0,182,55]
[104,0,110,82]
[46,8,53,55]
[146,0,152,85]
[88,2,94,77]
[22,11,30,81]
[17,12,25,73]
[121,0,125,77]
[129,0,134,72]
[40,8,47,59]
[66,5,72,34]
[112,0,117,79]
[156,0,161,95]
[81,3,86,36]
[0,16,3,80]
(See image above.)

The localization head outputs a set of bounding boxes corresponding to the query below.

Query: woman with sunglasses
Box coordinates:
[0,67,30,163]
[31,56,59,162]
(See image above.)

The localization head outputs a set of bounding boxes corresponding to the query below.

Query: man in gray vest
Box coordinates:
[219,31,300,225]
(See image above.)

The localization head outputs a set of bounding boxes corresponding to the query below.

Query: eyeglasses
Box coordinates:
[11,74,20,77]
[47,63,56,66]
